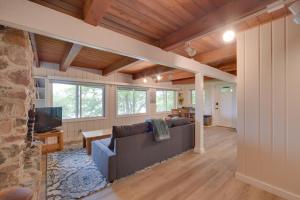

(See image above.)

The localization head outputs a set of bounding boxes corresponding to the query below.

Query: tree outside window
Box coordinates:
[117,87,147,116]
[156,90,176,112]
[52,82,104,119]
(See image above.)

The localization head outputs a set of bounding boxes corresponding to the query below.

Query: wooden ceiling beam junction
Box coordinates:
[84,0,113,26]
[102,57,138,76]
[0,0,236,83]
[160,70,195,81]
[60,43,82,71]
[217,63,237,72]
[132,65,173,80]
[172,77,195,85]
[160,0,276,50]
[172,76,214,85]
[194,43,236,65]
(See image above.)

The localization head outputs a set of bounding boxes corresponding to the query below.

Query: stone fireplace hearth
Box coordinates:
[0,27,42,199]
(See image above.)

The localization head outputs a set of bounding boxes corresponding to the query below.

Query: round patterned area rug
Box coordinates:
[47,149,108,200]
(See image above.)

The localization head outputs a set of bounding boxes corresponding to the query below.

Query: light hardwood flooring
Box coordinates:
[84,127,285,200]
[41,127,285,200]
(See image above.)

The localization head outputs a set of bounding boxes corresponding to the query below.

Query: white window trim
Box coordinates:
[116,86,148,117]
[51,80,105,121]
[156,90,177,113]
[191,89,195,106]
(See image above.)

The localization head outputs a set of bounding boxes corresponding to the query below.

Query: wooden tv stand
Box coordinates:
[34,130,64,154]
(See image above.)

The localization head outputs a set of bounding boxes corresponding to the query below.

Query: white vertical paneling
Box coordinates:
[272,18,287,188]
[244,27,260,178]
[237,16,300,199]
[259,23,273,183]
[237,32,245,173]
[286,16,300,194]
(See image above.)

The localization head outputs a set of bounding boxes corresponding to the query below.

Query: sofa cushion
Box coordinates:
[114,122,149,138]
[108,122,149,151]
[170,117,190,127]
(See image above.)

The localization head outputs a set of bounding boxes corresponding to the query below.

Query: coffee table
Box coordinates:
[82,128,112,155]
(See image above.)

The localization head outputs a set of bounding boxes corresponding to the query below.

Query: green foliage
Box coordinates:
[52,83,104,119]
[156,90,176,112]
[81,86,103,118]
[53,83,77,119]
[156,91,165,112]
[191,90,196,105]
[167,91,175,111]
[117,88,146,115]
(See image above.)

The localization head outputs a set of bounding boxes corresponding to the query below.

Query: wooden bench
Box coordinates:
[82,129,112,155]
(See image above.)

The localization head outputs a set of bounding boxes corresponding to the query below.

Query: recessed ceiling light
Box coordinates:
[223,30,235,43]
[143,78,148,83]
[157,74,162,81]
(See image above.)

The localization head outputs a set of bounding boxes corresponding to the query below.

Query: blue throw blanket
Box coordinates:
[150,119,170,142]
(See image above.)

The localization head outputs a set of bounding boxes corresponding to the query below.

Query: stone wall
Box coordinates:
[0,27,38,194]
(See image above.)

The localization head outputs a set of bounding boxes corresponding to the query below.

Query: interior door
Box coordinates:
[215,85,235,127]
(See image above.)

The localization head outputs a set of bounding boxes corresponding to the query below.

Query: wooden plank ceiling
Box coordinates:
[29,0,291,84]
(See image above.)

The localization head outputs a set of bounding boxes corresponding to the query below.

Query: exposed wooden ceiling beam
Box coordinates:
[29,33,39,67]
[172,77,195,85]
[218,63,237,72]
[132,65,173,80]
[160,0,276,50]
[194,44,236,65]
[161,63,236,82]
[172,76,215,85]
[84,0,113,26]
[161,70,195,81]
[134,44,236,80]
[0,0,236,83]
[170,71,195,80]
[102,57,138,76]
[60,43,82,71]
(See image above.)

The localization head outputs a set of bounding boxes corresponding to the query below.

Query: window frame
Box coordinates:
[155,90,176,113]
[191,89,195,106]
[116,86,148,117]
[191,89,206,107]
[51,80,105,121]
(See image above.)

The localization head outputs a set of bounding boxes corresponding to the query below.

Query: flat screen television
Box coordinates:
[34,107,62,133]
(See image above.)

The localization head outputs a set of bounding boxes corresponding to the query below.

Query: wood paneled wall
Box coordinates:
[237,16,300,200]
[33,63,176,143]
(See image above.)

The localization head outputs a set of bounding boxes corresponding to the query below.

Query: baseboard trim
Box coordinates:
[193,147,205,154]
[236,172,300,200]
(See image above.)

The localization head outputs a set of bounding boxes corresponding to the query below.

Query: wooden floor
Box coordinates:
[84,127,285,200]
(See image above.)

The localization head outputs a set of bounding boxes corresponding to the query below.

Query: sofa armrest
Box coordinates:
[92,141,117,182]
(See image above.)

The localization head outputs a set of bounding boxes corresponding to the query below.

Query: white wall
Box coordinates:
[179,81,236,127]
[178,83,213,115]
[236,16,300,200]
[33,62,179,143]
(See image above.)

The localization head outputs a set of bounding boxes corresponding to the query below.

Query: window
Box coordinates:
[191,90,196,106]
[52,82,104,119]
[191,89,206,106]
[156,90,176,112]
[117,87,147,116]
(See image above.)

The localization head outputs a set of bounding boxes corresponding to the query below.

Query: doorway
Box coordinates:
[214,84,236,128]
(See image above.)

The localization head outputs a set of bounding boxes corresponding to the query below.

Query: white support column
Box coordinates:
[194,72,205,154]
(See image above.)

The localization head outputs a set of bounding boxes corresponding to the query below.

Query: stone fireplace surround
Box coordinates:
[0,27,42,199]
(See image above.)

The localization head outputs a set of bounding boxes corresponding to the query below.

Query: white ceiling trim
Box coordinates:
[0,0,236,83]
